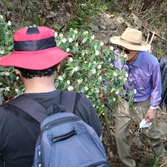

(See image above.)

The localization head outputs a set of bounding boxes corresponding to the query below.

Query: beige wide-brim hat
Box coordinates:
[110,27,150,51]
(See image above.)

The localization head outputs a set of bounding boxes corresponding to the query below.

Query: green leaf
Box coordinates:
[82,37,87,44]
[0,88,5,93]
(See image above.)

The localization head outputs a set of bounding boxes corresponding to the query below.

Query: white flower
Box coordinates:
[0,15,3,19]
[97,65,102,69]
[123,77,127,81]
[119,76,122,80]
[68,86,74,91]
[96,88,99,93]
[59,33,64,38]
[113,72,117,76]
[83,31,88,35]
[75,42,78,46]
[110,64,114,67]
[16,76,19,80]
[67,80,70,84]
[78,79,83,84]
[85,87,88,91]
[5,87,10,91]
[62,38,67,43]
[5,72,9,76]
[0,50,4,54]
[123,54,127,58]
[15,88,19,92]
[7,21,12,26]
[113,97,116,101]
[73,67,79,72]
[91,35,95,39]
[69,57,73,62]
[110,46,114,51]
[70,28,73,32]
[66,48,70,52]
[58,76,63,81]
[93,61,96,64]
[95,50,100,56]
[74,30,78,34]
[54,32,58,37]
[133,89,137,94]
[111,88,115,92]
[115,90,119,95]
[68,38,73,42]
[91,69,96,74]
[100,41,104,46]
[98,76,102,80]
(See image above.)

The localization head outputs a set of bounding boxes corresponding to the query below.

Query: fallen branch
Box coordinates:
[142,24,167,44]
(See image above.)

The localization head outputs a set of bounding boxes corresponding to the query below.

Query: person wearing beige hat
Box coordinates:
[110,27,166,167]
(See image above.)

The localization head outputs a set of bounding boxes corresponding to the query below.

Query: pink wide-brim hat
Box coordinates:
[0,26,73,70]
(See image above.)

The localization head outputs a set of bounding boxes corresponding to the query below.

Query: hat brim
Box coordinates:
[110,36,150,51]
[0,47,73,70]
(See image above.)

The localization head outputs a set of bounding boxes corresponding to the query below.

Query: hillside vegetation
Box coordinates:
[1,0,167,166]
[0,0,167,57]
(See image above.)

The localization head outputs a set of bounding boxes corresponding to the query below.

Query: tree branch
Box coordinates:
[142,24,167,44]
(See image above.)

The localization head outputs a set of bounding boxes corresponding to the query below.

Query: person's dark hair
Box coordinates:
[16,65,57,79]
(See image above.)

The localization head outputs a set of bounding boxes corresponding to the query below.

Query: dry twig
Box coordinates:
[142,25,167,44]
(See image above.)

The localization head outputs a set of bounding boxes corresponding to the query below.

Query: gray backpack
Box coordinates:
[9,91,109,167]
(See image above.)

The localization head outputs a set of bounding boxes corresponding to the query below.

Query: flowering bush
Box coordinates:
[0,15,24,99]
[0,17,134,113]
[54,28,135,112]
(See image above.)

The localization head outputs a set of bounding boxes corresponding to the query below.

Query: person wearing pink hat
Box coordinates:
[0,26,102,167]
[110,27,166,167]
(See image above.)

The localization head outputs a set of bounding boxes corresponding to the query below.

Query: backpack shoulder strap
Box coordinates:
[60,91,77,113]
[7,95,46,123]
[7,91,77,122]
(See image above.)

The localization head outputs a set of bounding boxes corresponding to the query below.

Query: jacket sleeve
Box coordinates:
[150,63,162,107]
[159,56,167,108]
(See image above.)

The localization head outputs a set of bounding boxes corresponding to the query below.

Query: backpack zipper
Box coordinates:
[41,116,80,137]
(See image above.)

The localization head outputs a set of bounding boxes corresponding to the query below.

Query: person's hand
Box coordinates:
[145,108,155,122]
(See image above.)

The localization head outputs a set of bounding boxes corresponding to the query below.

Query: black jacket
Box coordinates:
[159,56,167,108]
[0,90,102,167]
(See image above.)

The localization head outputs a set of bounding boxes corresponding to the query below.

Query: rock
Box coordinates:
[88,23,99,31]
[134,131,143,149]
[115,15,125,24]
[99,25,107,30]
[129,13,142,29]
[46,12,57,19]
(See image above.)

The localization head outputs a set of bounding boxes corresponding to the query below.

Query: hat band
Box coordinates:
[120,38,141,46]
[14,36,56,51]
